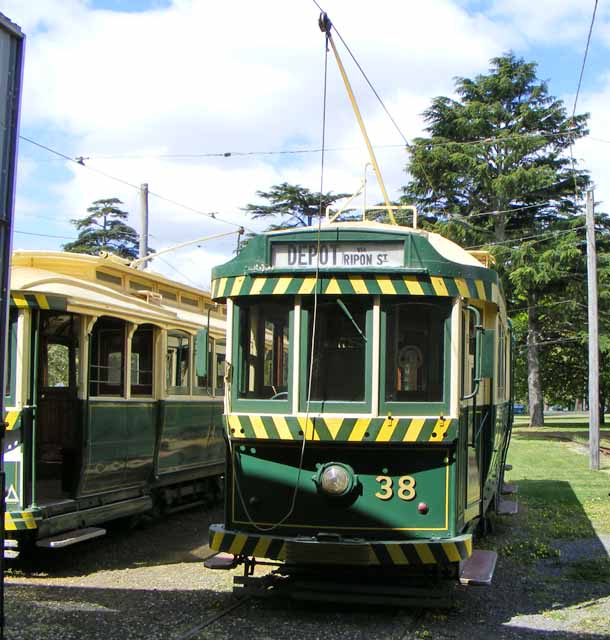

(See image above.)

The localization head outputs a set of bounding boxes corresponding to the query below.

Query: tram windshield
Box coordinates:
[384,300,450,403]
[237,299,290,400]
[304,297,371,403]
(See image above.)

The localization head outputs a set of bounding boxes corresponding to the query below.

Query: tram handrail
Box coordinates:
[462,305,484,401]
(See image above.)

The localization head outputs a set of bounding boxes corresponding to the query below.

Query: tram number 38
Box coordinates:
[375,475,416,501]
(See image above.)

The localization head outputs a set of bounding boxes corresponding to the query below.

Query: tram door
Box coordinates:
[463,310,481,518]
[35,311,80,501]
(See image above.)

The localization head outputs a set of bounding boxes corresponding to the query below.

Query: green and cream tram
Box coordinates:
[208,218,513,598]
[3,251,226,557]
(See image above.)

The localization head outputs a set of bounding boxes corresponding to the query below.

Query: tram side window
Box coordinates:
[215,340,226,395]
[39,313,81,390]
[167,331,190,395]
[305,297,370,403]
[385,300,450,403]
[237,299,290,400]
[193,331,213,396]
[131,324,154,396]
[90,317,125,396]
[497,324,507,401]
[4,308,17,404]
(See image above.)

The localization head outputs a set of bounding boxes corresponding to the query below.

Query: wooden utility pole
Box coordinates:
[586,188,600,470]
[139,183,149,269]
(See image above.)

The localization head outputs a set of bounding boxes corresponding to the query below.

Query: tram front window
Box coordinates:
[238,299,290,400]
[305,298,370,402]
[384,300,450,403]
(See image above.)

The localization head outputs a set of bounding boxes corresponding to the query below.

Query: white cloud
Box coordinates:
[487,0,609,46]
[4,0,610,287]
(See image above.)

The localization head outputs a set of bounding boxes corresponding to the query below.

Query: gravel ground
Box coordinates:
[4,506,610,640]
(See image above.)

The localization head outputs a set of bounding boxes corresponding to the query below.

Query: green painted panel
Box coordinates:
[81,401,156,494]
[157,400,224,475]
[4,459,22,511]
[229,443,455,540]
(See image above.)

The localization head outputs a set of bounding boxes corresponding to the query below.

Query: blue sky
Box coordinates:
[3,0,609,289]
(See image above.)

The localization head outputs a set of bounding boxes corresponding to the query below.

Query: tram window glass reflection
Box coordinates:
[4,308,17,402]
[238,299,290,400]
[167,331,190,395]
[385,300,450,403]
[193,333,212,396]
[90,317,125,396]
[305,297,370,402]
[131,324,154,396]
[215,340,226,395]
[40,313,80,390]
[497,324,507,401]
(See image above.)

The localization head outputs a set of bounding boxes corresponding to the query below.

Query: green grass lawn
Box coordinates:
[498,422,610,555]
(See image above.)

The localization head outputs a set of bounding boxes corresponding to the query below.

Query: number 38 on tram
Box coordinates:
[208,215,513,597]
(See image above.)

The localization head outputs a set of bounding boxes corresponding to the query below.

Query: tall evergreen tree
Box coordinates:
[63,198,141,260]
[403,53,590,426]
[244,182,352,230]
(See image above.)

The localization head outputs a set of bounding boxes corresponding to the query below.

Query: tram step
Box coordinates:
[35,527,106,549]
[204,552,237,570]
[4,539,18,548]
[501,483,518,495]
[459,550,497,586]
[497,499,519,515]
[3,549,19,560]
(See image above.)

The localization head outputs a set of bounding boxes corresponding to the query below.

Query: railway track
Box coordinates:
[176,595,251,640]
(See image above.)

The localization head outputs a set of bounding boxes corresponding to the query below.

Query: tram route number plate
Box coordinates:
[271,242,404,269]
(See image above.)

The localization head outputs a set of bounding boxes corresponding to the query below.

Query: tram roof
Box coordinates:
[10,251,225,333]
[212,221,496,281]
[261,221,491,268]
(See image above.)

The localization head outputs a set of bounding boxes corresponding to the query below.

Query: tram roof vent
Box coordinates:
[133,289,163,305]
[468,250,495,268]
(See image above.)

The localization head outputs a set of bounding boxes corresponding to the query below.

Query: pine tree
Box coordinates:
[244,182,352,230]
[403,53,590,426]
[63,198,141,260]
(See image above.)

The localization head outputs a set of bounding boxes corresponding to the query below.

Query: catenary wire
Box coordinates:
[73,128,589,162]
[14,230,76,240]
[466,225,586,250]
[19,135,250,233]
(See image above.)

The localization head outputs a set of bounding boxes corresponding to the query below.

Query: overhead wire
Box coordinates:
[14,230,76,240]
[19,135,250,233]
[567,0,598,198]
[57,127,598,163]
[466,225,586,250]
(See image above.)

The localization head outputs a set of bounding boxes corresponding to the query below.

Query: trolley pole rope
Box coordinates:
[318,12,396,224]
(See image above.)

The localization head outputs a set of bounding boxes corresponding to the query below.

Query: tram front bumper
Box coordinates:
[208,524,472,567]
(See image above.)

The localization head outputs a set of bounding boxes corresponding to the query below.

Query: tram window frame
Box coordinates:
[232,297,293,413]
[214,339,226,397]
[166,330,192,396]
[299,296,373,414]
[131,324,154,397]
[192,330,213,396]
[496,320,509,403]
[380,298,451,416]
[89,317,125,397]
[4,307,18,405]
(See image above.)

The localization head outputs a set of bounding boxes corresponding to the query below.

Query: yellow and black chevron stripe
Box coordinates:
[5,510,38,531]
[226,415,455,443]
[4,410,21,431]
[209,525,472,566]
[10,292,67,310]
[212,273,492,301]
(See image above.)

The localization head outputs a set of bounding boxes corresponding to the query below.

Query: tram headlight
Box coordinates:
[315,463,355,497]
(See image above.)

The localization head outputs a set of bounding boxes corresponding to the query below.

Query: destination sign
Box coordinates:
[271,242,404,269]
